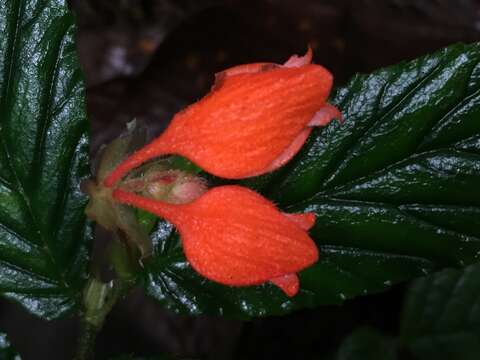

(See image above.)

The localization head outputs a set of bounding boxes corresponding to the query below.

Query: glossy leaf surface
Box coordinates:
[142,43,480,317]
[0,0,90,319]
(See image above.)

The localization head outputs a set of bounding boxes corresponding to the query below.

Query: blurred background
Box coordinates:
[1,0,480,359]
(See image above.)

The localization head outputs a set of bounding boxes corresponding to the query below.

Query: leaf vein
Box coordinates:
[0,4,70,290]
[324,60,445,188]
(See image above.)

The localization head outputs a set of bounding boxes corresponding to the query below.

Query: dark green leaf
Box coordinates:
[143,224,434,317]
[400,264,480,360]
[0,0,90,319]
[336,327,397,360]
[142,43,480,317]
[0,333,21,360]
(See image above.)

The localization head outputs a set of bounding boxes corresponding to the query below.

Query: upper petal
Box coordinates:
[105,51,337,187]
[283,46,313,67]
[163,64,334,177]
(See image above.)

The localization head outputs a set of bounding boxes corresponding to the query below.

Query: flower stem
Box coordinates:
[74,278,133,360]
[74,320,98,360]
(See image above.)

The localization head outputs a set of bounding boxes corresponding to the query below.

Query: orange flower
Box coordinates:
[104,49,341,187]
[103,50,342,297]
[113,186,318,296]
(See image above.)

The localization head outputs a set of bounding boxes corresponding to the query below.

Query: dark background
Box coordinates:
[1,0,479,359]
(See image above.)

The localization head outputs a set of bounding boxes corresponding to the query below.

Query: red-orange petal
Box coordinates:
[113,185,318,296]
[283,46,313,67]
[270,274,300,297]
[309,103,344,126]
[104,50,339,187]
[284,213,316,230]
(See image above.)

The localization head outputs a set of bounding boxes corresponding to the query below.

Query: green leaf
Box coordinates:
[0,333,21,360]
[143,224,435,317]
[0,0,90,319]
[336,327,397,360]
[142,43,480,317]
[400,264,480,360]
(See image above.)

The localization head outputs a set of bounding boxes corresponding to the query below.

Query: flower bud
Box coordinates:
[144,170,207,204]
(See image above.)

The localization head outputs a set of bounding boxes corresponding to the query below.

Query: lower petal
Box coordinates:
[255,103,342,177]
[309,103,343,126]
[271,273,300,297]
[283,47,313,68]
[284,213,316,230]
[258,128,313,175]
